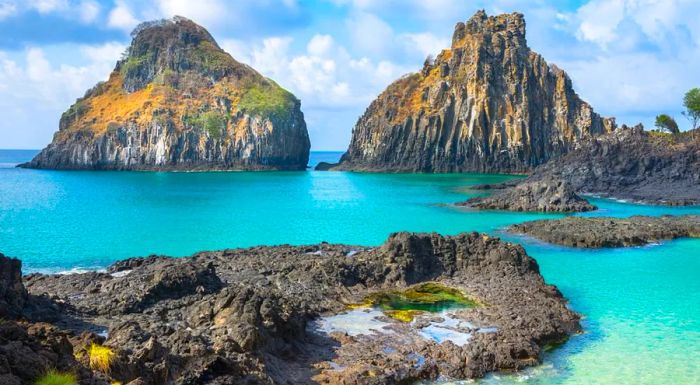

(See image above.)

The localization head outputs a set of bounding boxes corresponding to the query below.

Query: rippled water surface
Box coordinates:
[1,149,699,384]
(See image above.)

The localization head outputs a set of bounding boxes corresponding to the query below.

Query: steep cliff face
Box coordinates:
[332,11,615,173]
[23,17,310,170]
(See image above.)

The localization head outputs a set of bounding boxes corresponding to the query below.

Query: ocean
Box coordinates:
[1,149,698,384]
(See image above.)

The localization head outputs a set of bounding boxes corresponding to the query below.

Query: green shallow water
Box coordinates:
[1,150,699,384]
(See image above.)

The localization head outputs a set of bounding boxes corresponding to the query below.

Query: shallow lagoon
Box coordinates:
[1,150,699,384]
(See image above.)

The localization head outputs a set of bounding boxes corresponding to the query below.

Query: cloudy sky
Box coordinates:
[0,0,699,150]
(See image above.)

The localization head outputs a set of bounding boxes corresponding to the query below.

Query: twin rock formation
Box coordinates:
[25,11,613,173]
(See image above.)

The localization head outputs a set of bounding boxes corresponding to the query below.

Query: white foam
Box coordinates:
[110,269,132,278]
[312,309,394,336]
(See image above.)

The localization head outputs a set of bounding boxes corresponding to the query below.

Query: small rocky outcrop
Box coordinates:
[329,10,614,173]
[23,232,580,384]
[0,253,109,385]
[458,177,596,212]
[22,16,310,171]
[525,126,700,205]
[509,215,700,248]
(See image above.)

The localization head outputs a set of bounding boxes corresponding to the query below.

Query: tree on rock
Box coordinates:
[683,88,700,130]
[654,114,679,134]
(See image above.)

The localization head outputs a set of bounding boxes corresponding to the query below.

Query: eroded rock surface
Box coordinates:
[459,177,596,213]
[0,253,109,385]
[23,232,579,384]
[330,11,614,173]
[525,126,700,205]
[21,17,310,171]
[510,215,700,248]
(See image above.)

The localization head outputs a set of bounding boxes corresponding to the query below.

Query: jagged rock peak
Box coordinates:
[453,11,526,45]
[22,17,310,171]
[328,11,615,173]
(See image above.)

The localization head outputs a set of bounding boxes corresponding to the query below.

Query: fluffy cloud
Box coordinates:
[0,1,17,19]
[0,42,125,147]
[78,0,100,23]
[108,0,139,32]
[156,0,226,26]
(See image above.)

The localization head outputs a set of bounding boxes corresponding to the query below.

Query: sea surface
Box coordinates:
[1,149,699,384]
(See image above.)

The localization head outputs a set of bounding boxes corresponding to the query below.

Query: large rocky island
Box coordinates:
[323,11,615,173]
[21,17,310,171]
[1,232,579,384]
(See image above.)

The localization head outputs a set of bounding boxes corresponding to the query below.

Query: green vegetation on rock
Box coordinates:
[194,40,236,73]
[34,371,77,385]
[238,81,296,119]
[119,52,151,77]
[654,114,679,134]
[683,88,700,130]
[356,282,478,322]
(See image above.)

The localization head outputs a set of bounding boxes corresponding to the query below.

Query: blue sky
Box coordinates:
[0,0,699,150]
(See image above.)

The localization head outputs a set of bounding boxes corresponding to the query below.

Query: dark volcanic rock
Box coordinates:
[24,232,580,384]
[21,16,310,171]
[527,126,700,205]
[0,254,108,385]
[510,215,700,248]
[0,253,27,318]
[459,177,596,212]
[330,11,614,173]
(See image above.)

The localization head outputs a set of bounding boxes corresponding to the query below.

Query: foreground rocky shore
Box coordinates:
[510,215,700,248]
[2,232,579,384]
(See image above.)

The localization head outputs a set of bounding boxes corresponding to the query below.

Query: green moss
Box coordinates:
[34,370,77,385]
[184,111,227,139]
[120,53,150,77]
[238,81,296,119]
[357,282,479,322]
[193,40,236,73]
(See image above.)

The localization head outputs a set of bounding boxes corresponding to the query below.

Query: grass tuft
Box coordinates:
[34,370,77,385]
[88,343,115,373]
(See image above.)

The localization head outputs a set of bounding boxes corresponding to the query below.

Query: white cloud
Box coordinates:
[27,0,68,14]
[400,32,448,59]
[156,0,226,27]
[0,1,17,19]
[78,0,99,23]
[346,12,393,55]
[0,42,126,147]
[107,0,139,32]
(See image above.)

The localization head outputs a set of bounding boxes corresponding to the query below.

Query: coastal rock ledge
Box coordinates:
[326,10,614,173]
[510,215,700,248]
[5,232,580,384]
[21,16,310,171]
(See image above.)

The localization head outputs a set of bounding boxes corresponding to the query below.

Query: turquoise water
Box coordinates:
[1,149,699,384]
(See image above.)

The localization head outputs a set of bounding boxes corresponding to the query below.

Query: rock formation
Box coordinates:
[459,176,596,212]
[20,232,579,384]
[526,126,700,205]
[0,253,110,385]
[327,11,615,173]
[509,215,700,248]
[22,17,310,170]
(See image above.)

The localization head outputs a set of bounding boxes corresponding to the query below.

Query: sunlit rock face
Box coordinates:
[333,10,615,173]
[23,16,310,171]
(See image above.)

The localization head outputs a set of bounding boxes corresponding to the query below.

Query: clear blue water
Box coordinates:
[1,149,699,384]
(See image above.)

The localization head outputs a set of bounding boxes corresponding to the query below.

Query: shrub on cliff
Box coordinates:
[654,114,680,134]
[683,88,700,130]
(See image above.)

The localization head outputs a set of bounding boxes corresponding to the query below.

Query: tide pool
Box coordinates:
[1,149,699,384]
